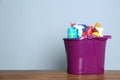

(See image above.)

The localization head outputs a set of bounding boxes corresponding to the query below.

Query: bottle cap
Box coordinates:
[71,22,75,26]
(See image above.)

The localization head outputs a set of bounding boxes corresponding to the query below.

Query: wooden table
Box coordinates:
[0,70,120,80]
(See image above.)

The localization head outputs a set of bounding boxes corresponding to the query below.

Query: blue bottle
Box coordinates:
[67,26,78,38]
[78,24,87,32]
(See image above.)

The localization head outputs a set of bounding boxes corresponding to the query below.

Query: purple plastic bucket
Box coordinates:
[63,35,111,75]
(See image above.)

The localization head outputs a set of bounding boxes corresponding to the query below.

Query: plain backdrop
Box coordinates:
[0,0,120,70]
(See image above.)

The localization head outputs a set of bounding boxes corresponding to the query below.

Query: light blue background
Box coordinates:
[0,0,120,70]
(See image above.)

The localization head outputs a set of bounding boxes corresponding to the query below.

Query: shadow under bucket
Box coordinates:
[63,35,111,75]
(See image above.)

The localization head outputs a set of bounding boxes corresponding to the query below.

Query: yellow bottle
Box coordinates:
[92,32,100,36]
[94,22,101,28]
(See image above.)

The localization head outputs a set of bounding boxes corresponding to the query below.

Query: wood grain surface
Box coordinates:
[0,70,120,80]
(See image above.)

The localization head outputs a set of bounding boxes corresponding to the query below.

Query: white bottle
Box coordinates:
[74,24,84,37]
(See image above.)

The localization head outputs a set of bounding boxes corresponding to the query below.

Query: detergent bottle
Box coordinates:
[93,22,104,36]
[67,22,78,38]
[74,24,84,37]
